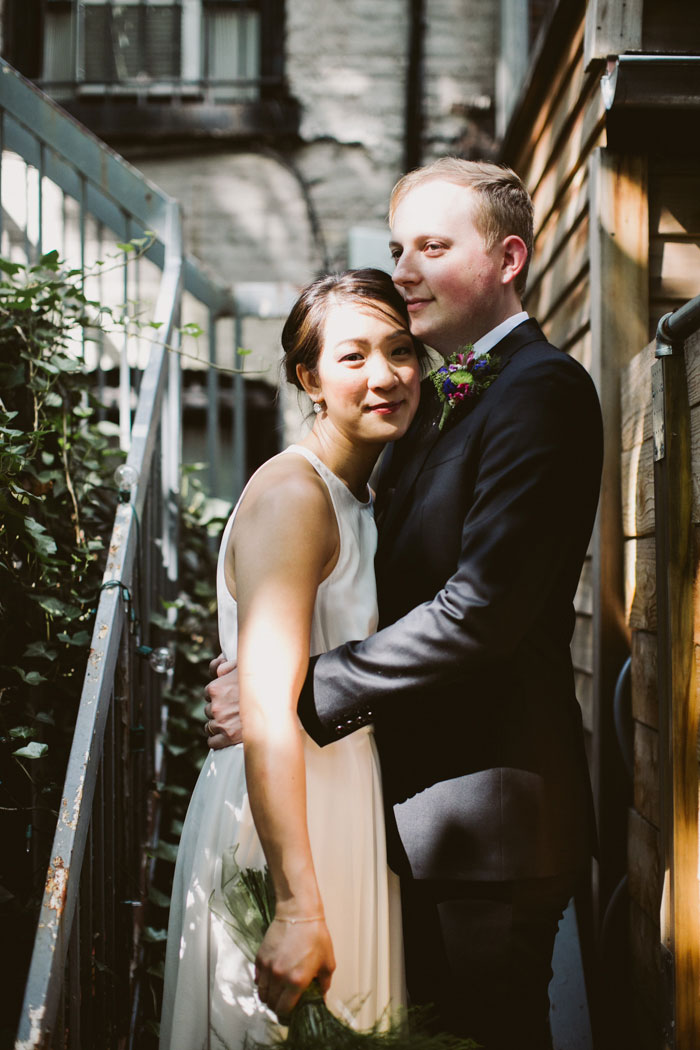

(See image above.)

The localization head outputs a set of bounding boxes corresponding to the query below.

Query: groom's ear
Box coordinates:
[500,235,528,286]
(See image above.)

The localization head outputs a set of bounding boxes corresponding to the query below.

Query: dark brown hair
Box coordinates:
[390,158,534,297]
[282,268,428,388]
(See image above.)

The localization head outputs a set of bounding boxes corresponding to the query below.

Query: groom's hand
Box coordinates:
[203,654,242,748]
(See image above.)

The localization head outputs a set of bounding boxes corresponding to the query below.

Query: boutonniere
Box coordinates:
[428,345,500,430]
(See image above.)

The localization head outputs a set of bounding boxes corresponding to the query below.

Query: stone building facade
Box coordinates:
[3,0,502,464]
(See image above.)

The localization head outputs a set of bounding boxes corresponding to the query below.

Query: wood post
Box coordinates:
[588,147,649,919]
[653,340,700,1049]
[584,0,643,69]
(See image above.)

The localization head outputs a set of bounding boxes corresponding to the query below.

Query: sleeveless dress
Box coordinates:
[160,445,405,1050]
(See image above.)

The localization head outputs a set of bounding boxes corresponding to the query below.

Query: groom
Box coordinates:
[205,158,603,1050]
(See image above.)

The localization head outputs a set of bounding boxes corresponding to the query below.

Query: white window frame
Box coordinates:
[42,0,260,101]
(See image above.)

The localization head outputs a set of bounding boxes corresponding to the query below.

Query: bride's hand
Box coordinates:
[254,915,335,1023]
[203,656,242,748]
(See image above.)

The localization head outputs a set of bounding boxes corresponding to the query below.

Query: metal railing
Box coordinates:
[0,59,234,1048]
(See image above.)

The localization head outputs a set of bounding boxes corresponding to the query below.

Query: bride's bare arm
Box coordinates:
[230,463,338,1021]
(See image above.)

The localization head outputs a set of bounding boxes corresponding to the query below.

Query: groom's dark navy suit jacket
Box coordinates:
[299,318,603,884]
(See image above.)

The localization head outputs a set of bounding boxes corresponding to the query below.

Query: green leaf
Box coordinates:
[148,885,171,908]
[94,420,120,437]
[165,741,189,757]
[23,641,58,661]
[160,783,190,798]
[9,726,34,739]
[13,741,49,759]
[12,667,48,686]
[142,926,168,943]
[0,258,23,275]
[237,347,253,357]
[33,595,82,619]
[24,517,58,557]
[116,242,135,253]
[147,840,179,863]
[57,630,91,647]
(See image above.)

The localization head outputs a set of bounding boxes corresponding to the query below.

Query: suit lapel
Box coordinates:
[376,318,546,549]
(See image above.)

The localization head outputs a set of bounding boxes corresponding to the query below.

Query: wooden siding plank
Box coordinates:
[572,613,593,676]
[527,215,590,327]
[628,808,662,919]
[685,332,700,408]
[628,899,664,1050]
[575,556,593,616]
[526,46,587,200]
[631,629,659,731]
[692,404,700,525]
[541,268,590,351]
[528,174,589,298]
[621,437,655,539]
[566,328,592,370]
[575,669,593,735]
[625,537,657,631]
[621,341,654,453]
[512,16,586,177]
[633,721,660,828]
[530,88,605,238]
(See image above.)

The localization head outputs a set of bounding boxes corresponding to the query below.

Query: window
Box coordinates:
[41,0,262,100]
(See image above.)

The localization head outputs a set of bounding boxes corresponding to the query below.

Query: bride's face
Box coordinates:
[304,299,421,446]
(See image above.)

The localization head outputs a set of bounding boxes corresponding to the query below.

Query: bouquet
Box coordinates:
[209,848,479,1049]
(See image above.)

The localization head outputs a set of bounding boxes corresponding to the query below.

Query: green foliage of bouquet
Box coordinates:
[210,849,479,1050]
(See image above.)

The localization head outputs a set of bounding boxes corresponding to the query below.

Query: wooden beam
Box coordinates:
[584,0,643,68]
[654,337,700,1048]
[588,148,649,921]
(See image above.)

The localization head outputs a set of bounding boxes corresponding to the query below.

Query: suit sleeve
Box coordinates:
[298,356,603,745]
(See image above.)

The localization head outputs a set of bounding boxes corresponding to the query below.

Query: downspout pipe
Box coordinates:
[656,291,700,355]
[404,0,425,173]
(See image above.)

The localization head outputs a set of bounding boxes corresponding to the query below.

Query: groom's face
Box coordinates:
[389,180,506,356]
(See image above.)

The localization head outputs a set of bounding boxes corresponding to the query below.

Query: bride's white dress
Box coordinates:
[160,445,405,1050]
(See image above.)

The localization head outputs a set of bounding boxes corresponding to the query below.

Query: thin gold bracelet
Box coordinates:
[272,914,324,925]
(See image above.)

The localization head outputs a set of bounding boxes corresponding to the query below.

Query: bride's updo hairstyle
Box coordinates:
[281,267,428,389]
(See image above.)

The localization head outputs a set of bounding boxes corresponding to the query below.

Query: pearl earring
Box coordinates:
[313,402,322,414]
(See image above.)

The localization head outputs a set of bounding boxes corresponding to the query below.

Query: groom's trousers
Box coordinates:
[400,869,577,1050]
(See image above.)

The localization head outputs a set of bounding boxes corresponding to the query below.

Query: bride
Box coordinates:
[160,268,425,1050]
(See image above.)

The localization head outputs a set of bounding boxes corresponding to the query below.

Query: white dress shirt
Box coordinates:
[472,311,529,355]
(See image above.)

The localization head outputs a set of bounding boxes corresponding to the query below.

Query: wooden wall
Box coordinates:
[621,329,700,1048]
[509,8,606,761]
[502,2,700,1042]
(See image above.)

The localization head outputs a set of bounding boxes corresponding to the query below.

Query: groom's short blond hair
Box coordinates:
[389,158,534,297]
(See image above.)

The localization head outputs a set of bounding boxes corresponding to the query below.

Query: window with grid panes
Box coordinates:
[41,0,262,100]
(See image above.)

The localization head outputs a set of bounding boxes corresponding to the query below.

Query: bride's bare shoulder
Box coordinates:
[234,451,333,532]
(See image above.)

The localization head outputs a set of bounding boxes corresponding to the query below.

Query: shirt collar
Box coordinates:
[472,311,529,356]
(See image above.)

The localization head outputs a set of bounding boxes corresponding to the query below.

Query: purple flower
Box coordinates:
[428,343,500,430]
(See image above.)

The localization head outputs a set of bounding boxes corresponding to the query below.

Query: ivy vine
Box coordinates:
[0,249,227,1046]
